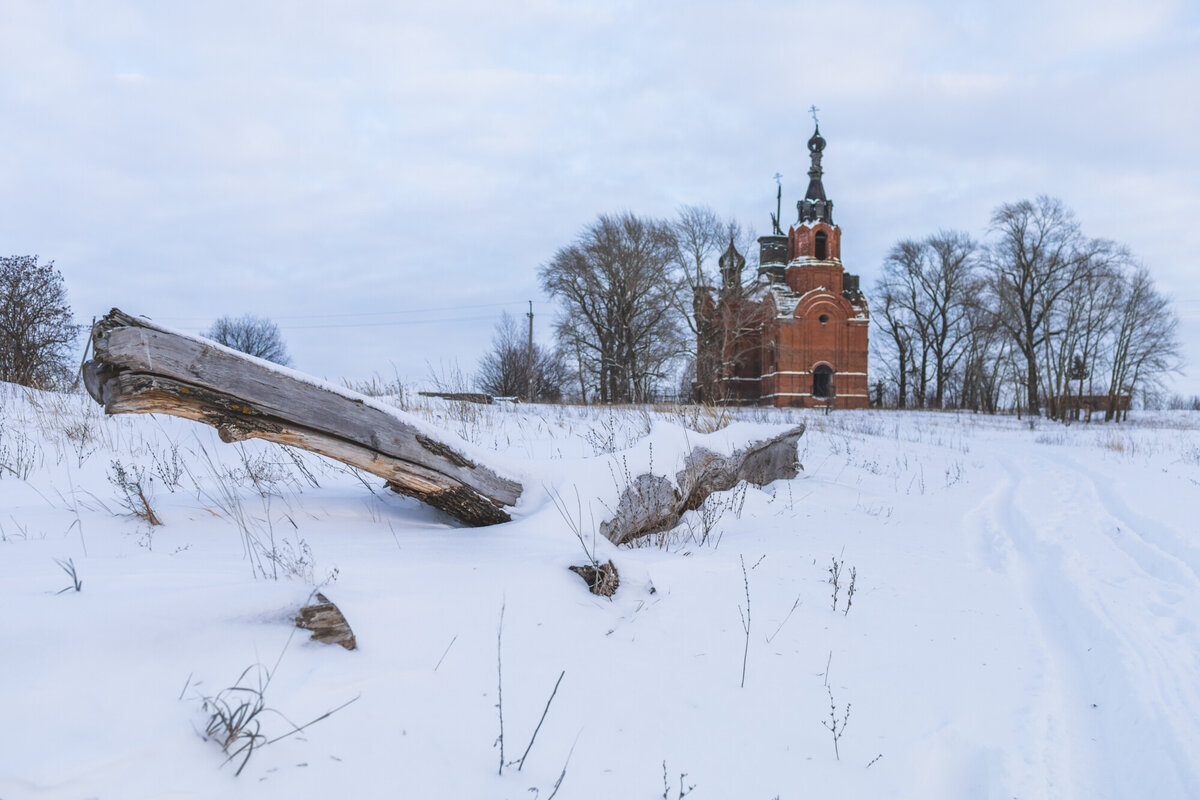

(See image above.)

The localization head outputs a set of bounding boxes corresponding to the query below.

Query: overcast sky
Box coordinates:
[2,0,1198,397]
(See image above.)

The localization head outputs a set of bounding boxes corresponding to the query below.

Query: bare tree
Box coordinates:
[873,232,979,408]
[1043,260,1124,421]
[203,314,292,366]
[541,213,683,404]
[477,311,571,401]
[670,206,758,401]
[985,197,1116,416]
[0,255,82,388]
[923,231,981,407]
[955,301,1005,413]
[673,205,726,397]
[673,205,726,296]
[870,255,917,408]
[1105,266,1181,420]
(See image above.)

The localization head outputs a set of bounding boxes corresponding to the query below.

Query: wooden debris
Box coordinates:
[295,593,357,650]
[568,560,620,597]
[597,428,804,545]
[81,309,805,535]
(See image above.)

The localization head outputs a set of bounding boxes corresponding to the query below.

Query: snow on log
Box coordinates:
[81,309,804,535]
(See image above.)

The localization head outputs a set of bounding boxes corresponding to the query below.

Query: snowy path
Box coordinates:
[970,443,1200,798]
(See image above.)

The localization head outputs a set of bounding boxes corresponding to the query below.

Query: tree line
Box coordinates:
[872,196,1182,420]
[4,194,1185,418]
[484,196,1185,416]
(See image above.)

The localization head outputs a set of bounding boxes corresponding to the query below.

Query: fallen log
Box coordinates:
[81,309,804,535]
[82,309,520,525]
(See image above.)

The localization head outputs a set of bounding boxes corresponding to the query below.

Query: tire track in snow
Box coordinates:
[1033,449,1200,794]
[1040,449,1200,588]
[993,449,1200,799]
[964,455,1068,800]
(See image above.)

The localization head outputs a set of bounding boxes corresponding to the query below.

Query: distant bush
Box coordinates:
[1166,394,1200,411]
[0,255,82,388]
[203,314,292,366]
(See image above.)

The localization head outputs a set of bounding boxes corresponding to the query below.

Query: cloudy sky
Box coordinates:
[2,0,1198,396]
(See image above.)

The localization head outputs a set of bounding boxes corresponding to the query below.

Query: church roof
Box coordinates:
[797,123,834,225]
[804,126,827,202]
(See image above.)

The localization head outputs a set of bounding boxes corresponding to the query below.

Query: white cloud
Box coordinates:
[0,0,1197,393]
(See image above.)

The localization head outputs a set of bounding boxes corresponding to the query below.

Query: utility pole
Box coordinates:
[526,300,534,403]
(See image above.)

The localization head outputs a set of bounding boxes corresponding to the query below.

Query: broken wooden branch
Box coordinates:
[568,560,620,597]
[296,593,357,650]
[597,428,804,544]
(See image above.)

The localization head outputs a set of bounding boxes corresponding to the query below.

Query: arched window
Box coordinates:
[813,365,834,399]
[814,231,828,260]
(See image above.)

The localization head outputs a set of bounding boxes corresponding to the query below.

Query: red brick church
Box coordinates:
[695,123,869,408]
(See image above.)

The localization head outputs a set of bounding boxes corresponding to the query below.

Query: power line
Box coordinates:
[280,314,505,330]
[272,301,550,321]
[153,300,555,326]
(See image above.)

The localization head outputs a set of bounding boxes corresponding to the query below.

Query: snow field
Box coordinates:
[1,385,1198,798]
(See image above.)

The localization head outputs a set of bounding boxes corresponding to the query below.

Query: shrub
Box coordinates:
[0,255,82,388]
[203,314,292,366]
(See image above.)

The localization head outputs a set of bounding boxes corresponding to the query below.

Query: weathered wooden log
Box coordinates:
[81,309,805,534]
[82,309,521,525]
[597,428,805,544]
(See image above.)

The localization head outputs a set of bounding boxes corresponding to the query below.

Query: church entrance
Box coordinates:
[812,365,833,399]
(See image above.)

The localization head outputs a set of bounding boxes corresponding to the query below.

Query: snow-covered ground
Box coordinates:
[2,385,1198,799]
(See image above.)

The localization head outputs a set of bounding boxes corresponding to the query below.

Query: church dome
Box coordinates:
[808,126,826,153]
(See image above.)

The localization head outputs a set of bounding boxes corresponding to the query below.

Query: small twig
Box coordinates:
[738,554,751,688]
[844,566,857,616]
[766,594,802,644]
[824,650,832,687]
[517,670,566,771]
[821,685,851,761]
[866,753,883,768]
[266,694,361,744]
[178,672,193,700]
[828,556,842,611]
[547,484,598,567]
[544,731,581,800]
[496,600,506,775]
[662,759,695,799]
[434,634,458,671]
